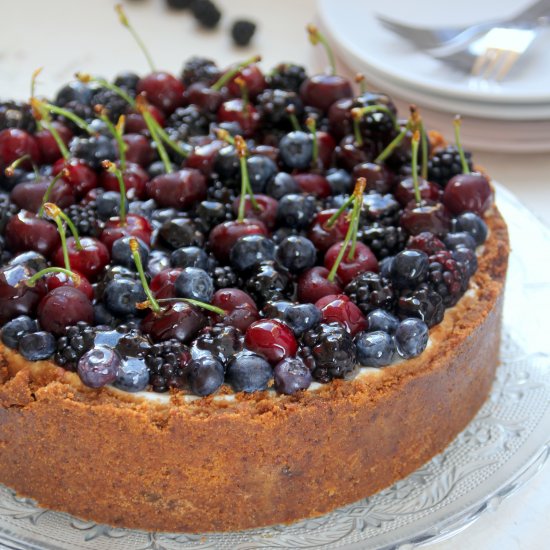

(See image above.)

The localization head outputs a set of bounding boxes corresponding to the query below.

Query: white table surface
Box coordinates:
[1,1,549,548]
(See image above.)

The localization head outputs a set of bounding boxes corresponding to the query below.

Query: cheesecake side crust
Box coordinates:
[0,208,509,533]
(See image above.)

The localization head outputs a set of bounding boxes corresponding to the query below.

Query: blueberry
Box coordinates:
[452,246,478,278]
[379,256,394,279]
[103,278,147,316]
[96,191,127,221]
[160,217,204,249]
[78,345,121,388]
[279,131,313,170]
[326,168,353,194]
[147,250,171,277]
[226,351,273,392]
[1,315,37,349]
[247,155,278,193]
[171,246,210,270]
[111,236,149,270]
[18,331,56,361]
[277,194,317,229]
[230,235,276,273]
[93,328,126,349]
[175,267,214,302]
[69,135,117,170]
[265,172,299,199]
[185,354,225,396]
[354,330,395,367]
[194,200,228,231]
[129,199,157,220]
[454,212,488,246]
[114,356,150,392]
[273,357,312,395]
[366,309,399,335]
[275,235,317,273]
[55,81,94,107]
[394,318,429,359]
[284,303,321,335]
[214,145,239,180]
[93,303,115,326]
[444,231,477,252]
[390,250,429,289]
[114,71,140,92]
[263,300,293,321]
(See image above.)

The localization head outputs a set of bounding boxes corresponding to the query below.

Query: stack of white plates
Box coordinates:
[317,0,550,152]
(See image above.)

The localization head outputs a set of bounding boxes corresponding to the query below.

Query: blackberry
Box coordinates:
[231,19,257,47]
[181,57,220,87]
[427,250,466,307]
[191,0,222,29]
[0,101,36,133]
[90,88,129,122]
[397,284,445,327]
[55,322,98,371]
[0,195,19,233]
[69,135,117,169]
[146,339,190,393]
[406,232,447,256]
[428,146,473,187]
[345,272,395,314]
[245,261,294,306]
[192,324,243,363]
[64,202,102,237]
[267,63,308,94]
[207,179,237,205]
[353,92,397,144]
[167,105,210,137]
[302,322,358,383]
[55,101,94,134]
[193,200,232,232]
[256,89,304,129]
[359,224,407,259]
[361,193,402,226]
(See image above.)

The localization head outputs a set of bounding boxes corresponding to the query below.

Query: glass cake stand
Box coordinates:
[0,183,548,550]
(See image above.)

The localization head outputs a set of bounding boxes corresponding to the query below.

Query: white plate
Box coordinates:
[317,0,550,107]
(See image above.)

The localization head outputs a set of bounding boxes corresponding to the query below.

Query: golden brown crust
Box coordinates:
[0,209,509,533]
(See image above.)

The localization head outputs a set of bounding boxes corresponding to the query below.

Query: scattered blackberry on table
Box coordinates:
[181,56,220,86]
[0,101,36,133]
[146,339,190,393]
[55,322,98,371]
[231,19,257,47]
[428,146,473,187]
[359,224,407,259]
[267,63,308,93]
[191,0,222,29]
[344,272,395,315]
[166,0,194,10]
[65,202,101,238]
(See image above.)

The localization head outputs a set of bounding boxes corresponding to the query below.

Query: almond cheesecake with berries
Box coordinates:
[0,12,508,534]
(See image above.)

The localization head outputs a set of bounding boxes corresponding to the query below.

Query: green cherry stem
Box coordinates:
[286,105,301,132]
[411,130,422,205]
[30,98,70,160]
[211,55,262,92]
[235,135,260,222]
[101,161,127,224]
[76,73,136,108]
[420,121,428,180]
[4,154,31,177]
[305,117,318,166]
[307,24,337,75]
[26,267,80,288]
[454,115,470,175]
[42,119,71,160]
[43,203,71,270]
[215,128,235,145]
[130,237,161,314]
[97,109,127,171]
[325,193,354,229]
[374,125,408,164]
[38,168,70,217]
[30,68,44,130]
[41,102,95,135]
[354,104,399,131]
[351,108,364,147]
[155,298,226,316]
[153,123,191,158]
[116,4,156,72]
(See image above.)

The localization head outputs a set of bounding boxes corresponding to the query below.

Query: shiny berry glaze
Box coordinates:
[443,173,493,215]
[231,195,278,229]
[208,219,268,262]
[100,214,153,251]
[45,271,94,300]
[299,74,353,112]
[297,266,342,303]
[35,122,73,164]
[324,241,379,285]
[5,211,61,257]
[315,294,367,336]
[137,71,185,115]
[52,158,98,199]
[141,302,207,343]
[53,237,110,281]
[146,169,206,208]
[307,209,350,252]
[244,319,298,364]
[99,162,149,200]
[0,128,41,168]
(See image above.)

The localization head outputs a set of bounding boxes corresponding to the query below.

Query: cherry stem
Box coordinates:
[307,24,337,75]
[30,68,43,130]
[101,161,127,225]
[4,154,32,177]
[235,76,249,114]
[420,121,428,180]
[154,297,226,316]
[130,237,161,314]
[152,122,191,159]
[326,194,354,229]
[454,115,470,175]
[355,73,366,94]
[305,117,318,166]
[42,119,71,160]
[137,101,172,173]
[411,131,422,205]
[215,128,235,145]
[235,136,260,222]
[77,73,136,108]
[354,105,399,131]
[26,267,80,288]
[42,102,94,135]
[30,98,70,161]
[351,108,364,147]
[327,178,366,281]
[98,109,127,171]
[115,4,156,72]
[286,105,301,132]
[44,204,71,271]
[38,169,69,217]
[374,126,408,164]
[211,55,262,91]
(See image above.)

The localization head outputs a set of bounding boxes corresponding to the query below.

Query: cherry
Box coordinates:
[217,99,260,137]
[244,319,298,364]
[231,194,278,229]
[293,172,331,198]
[226,63,266,99]
[52,158,98,199]
[100,214,153,251]
[324,241,378,285]
[150,267,183,299]
[327,97,355,140]
[394,176,440,207]
[400,200,452,237]
[335,135,375,171]
[146,168,206,209]
[34,122,73,164]
[136,71,185,115]
[100,161,149,200]
[297,266,342,303]
[124,104,166,134]
[316,130,336,169]
[122,133,156,167]
[44,270,94,300]
[0,263,46,324]
[307,209,350,252]
[53,237,110,281]
[0,128,41,169]
[353,162,395,194]
[208,219,268,262]
[141,301,207,343]
[300,74,352,113]
[10,177,75,213]
[5,211,60,257]
[184,82,225,113]
[185,139,225,176]
[443,173,493,215]
[38,286,94,336]
[210,288,259,332]
[315,294,367,336]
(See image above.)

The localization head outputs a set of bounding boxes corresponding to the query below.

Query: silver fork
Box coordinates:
[376,0,550,50]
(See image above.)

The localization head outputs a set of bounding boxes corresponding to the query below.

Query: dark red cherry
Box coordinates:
[249,144,279,163]
[184,82,225,113]
[0,263,46,324]
[245,319,298,364]
[400,200,452,237]
[146,168,206,209]
[226,64,266,99]
[327,97,354,140]
[208,219,268,262]
[443,173,493,215]
[141,302,207,343]
[211,288,259,332]
[100,214,153,251]
[10,177,75,213]
[121,133,156,167]
[38,286,94,336]
[45,271,94,300]
[394,176,440,207]
[316,131,336,169]
[137,71,185,115]
[297,266,342,303]
[0,128,41,168]
[307,209,350,252]
[324,241,379,285]
[315,294,367,336]
[335,135,375,172]
[231,194,278,229]
[299,74,352,112]
[185,139,225,176]
[52,158,98,199]
[53,237,110,281]
[5,211,60,257]
[150,267,183,299]
[125,104,166,134]
[217,99,260,137]
[99,161,149,200]
[353,162,395,194]
[34,122,73,164]
[293,172,331,198]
